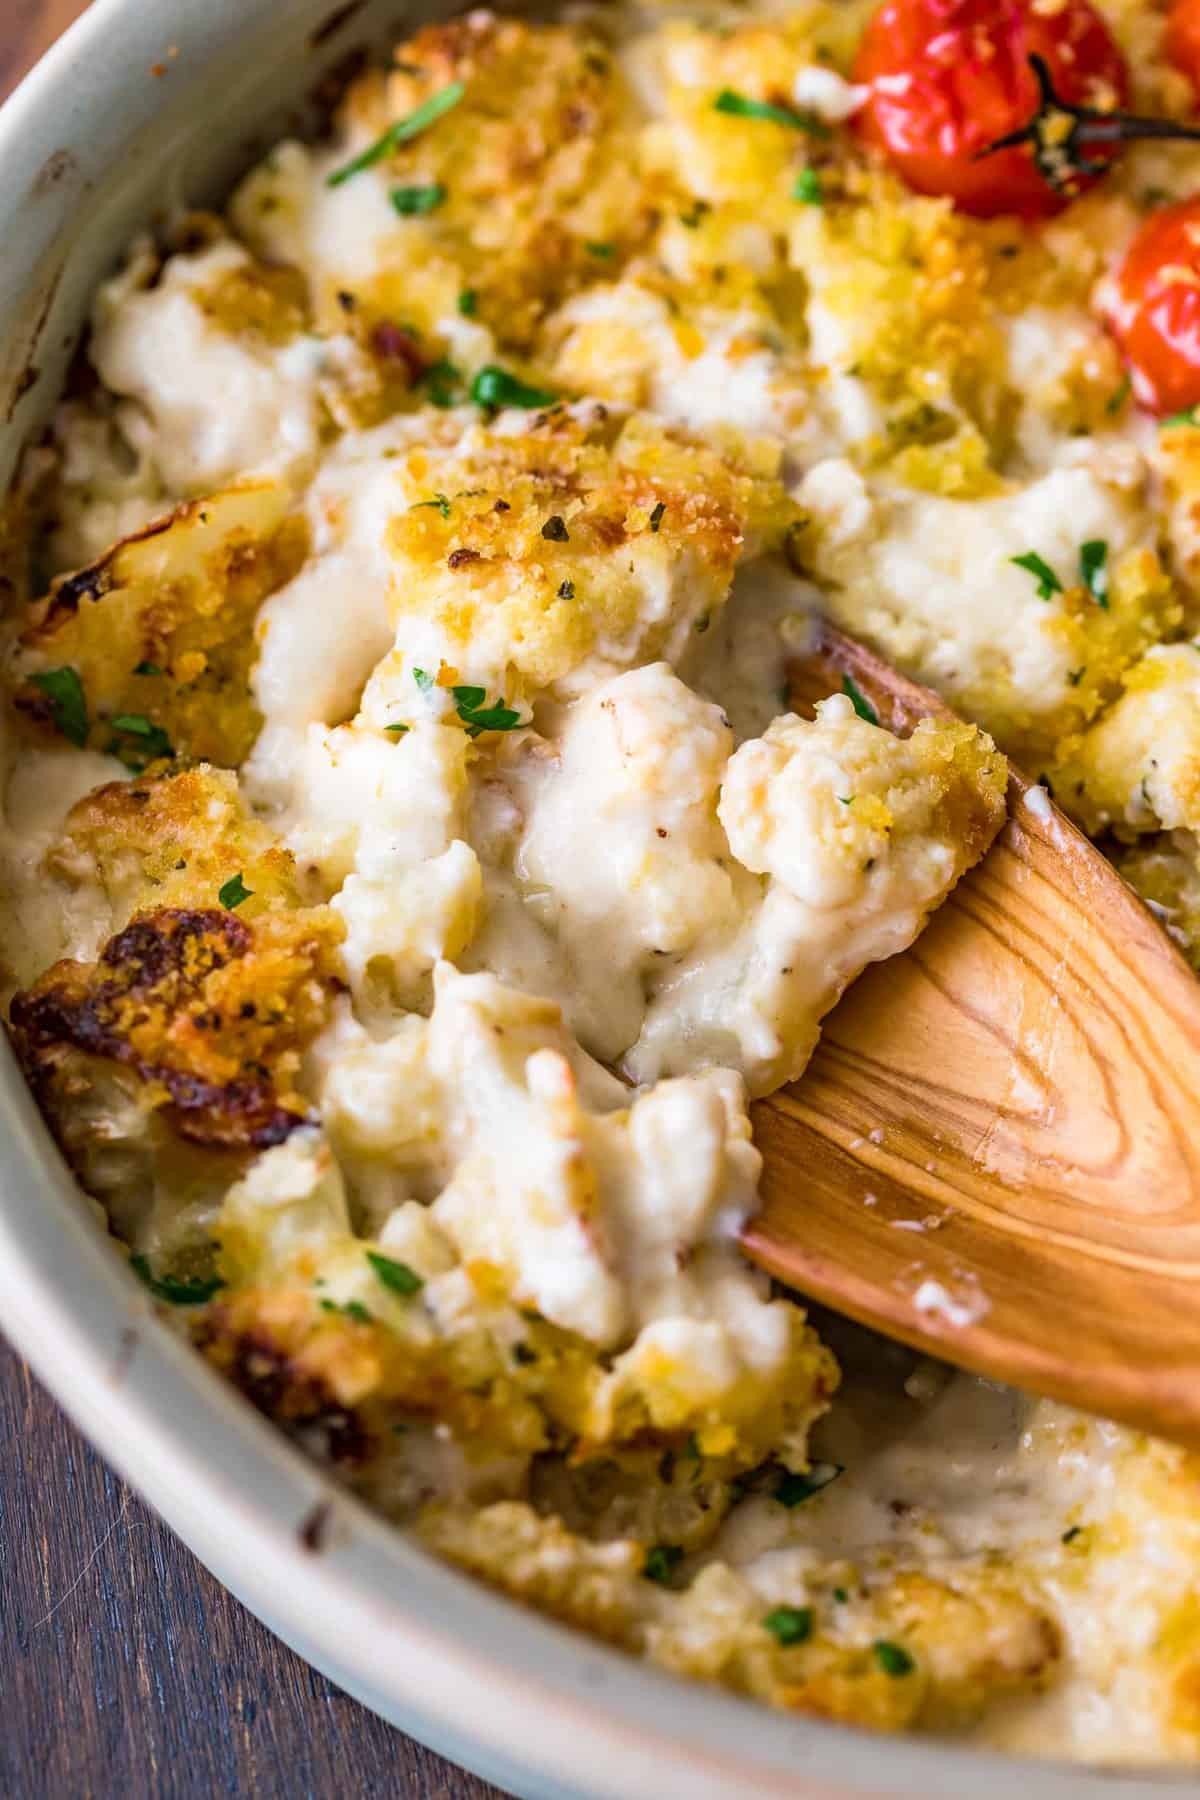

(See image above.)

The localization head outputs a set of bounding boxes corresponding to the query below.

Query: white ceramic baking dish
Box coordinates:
[0,3,1188,1793]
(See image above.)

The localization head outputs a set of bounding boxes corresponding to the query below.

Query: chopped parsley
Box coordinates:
[133,660,163,677]
[642,1543,684,1585]
[1011,550,1062,601]
[649,501,666,533]
[714,88,830,137]
[774,1462,844,1508]
[832,1587,849,1604]
[470,365,558,411]
[457,287,478,316]
[838,794,853,806]
[130,1253,224,1307]
[679,199,711,228]
[385,721,410,735]
[541,514,570,542]
[873,1640,915,1678]
[452,684,522,736]
[840,674,878,726]
[1061,1524,1083,1544]
[29,666,88,747]
[366,1250,424,1296]
[793,166,824,205]
[420,358,462,407]
[584,240,615,259]
[1164,404,1200,428]
[413,667,435,691]
[390,181,447,215]
[762,1605,813,1646]
[411,493,451,518]
[319,1297,373,1323]
[327,82,466,187]
[1080,538,1109,608]
[108,713,173,771]
[557,579,575,600]
[219,872,253,910]
[1106,374,1132,416]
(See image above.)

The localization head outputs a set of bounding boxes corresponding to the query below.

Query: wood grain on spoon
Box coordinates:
[743,622,1200,1446]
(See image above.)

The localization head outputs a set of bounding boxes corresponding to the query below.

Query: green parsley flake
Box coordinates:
[133,660,163,677]
[1164,404,1200,428]
[840,674,878,726]
[411,493,451,518]
[679,199,711,228]
[470,365,558,411]
[385,722,410,735]
[833,1587,849,1604]
[108,713,173,771]
[1106,374,1132,417]
[1010,550,1062,602]
[714,88,830,137]
[413,667,435,691]
[219,872,253,911]
[1080,539,1109,608]
[29,667,88,747]
[584,240,615,259]
[793,167,824,205]
[642,1543,684,1585]
[130,1253,224,1307]
[391,182,447,215]
[452,684,522,736]
[366,1250,425,1296]
[542,514,570,542]
[320,1297,373,1323]
[1062,1524,1083,1544]
[762,1605,813,1646]
[420,359,462,407]
[649,501,666,533]
[327,82,466,187]
[873,1640,915,1678]
[774,1462,844,1507]
[457,288,478,316]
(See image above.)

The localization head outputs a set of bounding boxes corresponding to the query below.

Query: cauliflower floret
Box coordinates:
[13,482,307,770]
[798,452,1177,760]
[628,695,1007,1094]
[1053,644,1200,837]
[1115,829,1200,969]
[516,663,743,1060]
[86,240,329,499]
[235,12,659,353]
[545,279,807,447]
[48,764,301,932]
[373,408,795,715]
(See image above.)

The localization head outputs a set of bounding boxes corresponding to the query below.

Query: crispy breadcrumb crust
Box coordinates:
[13,483,307,767]
[10,905,344,1153]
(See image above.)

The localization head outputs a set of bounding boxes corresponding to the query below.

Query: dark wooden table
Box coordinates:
[1,8,507,1795]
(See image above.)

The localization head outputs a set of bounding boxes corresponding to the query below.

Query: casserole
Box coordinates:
[0,1,1192,1794]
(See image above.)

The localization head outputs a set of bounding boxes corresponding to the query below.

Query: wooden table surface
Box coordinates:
[0,8,507,1795]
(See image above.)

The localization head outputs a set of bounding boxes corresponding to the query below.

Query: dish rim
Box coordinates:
[0,3,1192,1794]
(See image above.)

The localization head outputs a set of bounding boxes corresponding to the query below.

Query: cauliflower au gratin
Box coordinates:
[7,0,1200,1765]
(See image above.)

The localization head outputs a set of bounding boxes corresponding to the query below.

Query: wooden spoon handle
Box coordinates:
[744,625,1200,1444]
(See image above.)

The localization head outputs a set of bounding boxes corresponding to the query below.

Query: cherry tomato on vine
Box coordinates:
[853,0,1130,218]
[1103,196,1200,416]
[1167,0,1200,106]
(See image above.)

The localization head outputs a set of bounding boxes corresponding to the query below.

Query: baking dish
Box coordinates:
[0,2,1188,1793]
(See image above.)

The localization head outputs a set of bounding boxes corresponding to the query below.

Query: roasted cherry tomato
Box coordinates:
[853,0,1130,218]
[1167,0,1200,105]
[1103,197,1200,416]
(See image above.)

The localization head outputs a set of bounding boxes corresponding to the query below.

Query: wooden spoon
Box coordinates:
[742,622,1200,1446]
